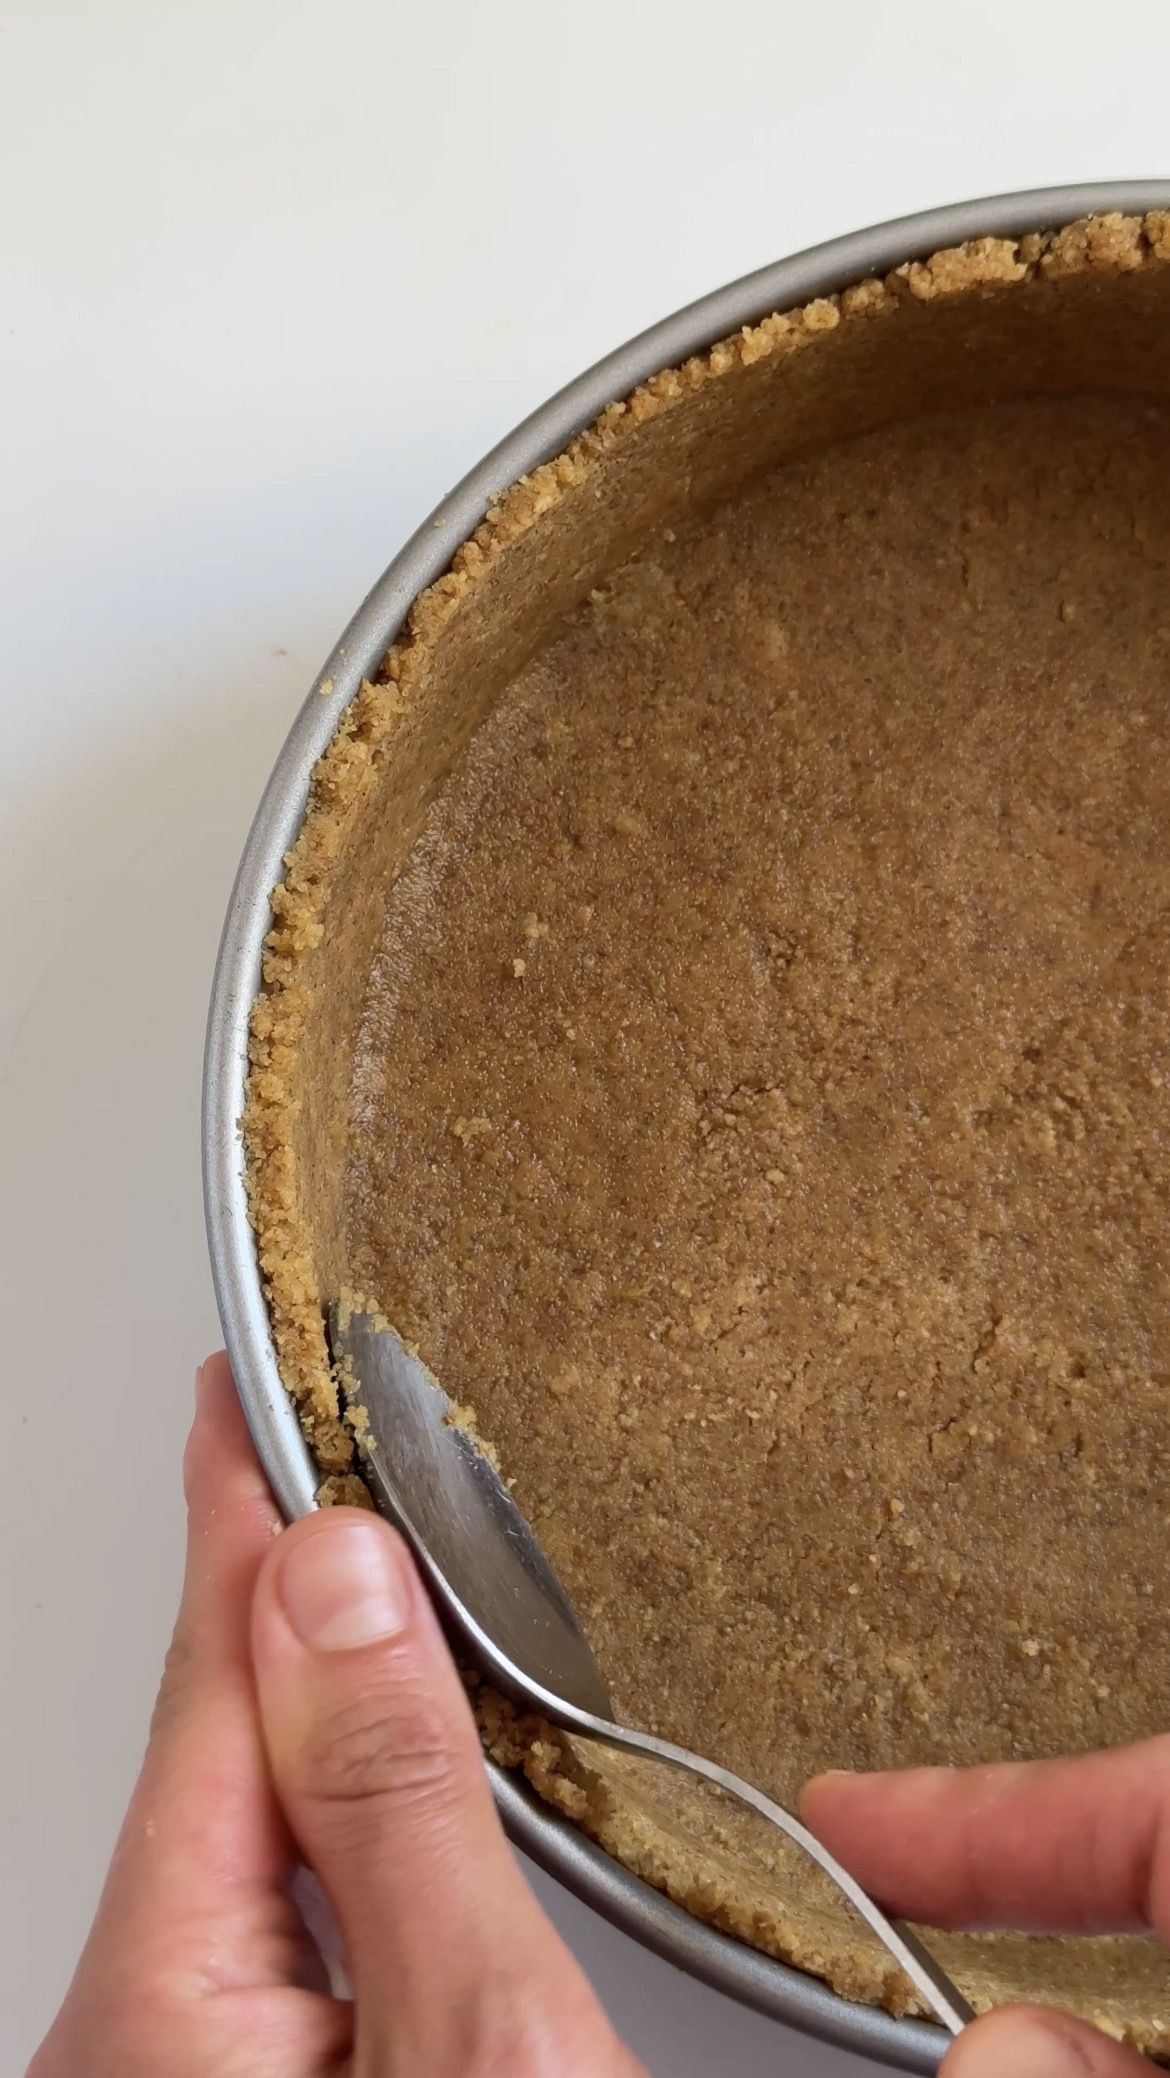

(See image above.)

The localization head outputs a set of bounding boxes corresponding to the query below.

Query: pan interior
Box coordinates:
[245,213,1170,2049]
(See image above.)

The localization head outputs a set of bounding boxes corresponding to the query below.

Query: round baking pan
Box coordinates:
[203,180,1170,2072]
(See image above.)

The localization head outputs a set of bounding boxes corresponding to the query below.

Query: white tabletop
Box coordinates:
[2,2,1167,2068]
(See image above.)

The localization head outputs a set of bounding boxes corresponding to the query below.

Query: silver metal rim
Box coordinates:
[203,180,1170,2071]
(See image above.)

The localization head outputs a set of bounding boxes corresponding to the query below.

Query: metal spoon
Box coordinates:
[329,1303,974,2038]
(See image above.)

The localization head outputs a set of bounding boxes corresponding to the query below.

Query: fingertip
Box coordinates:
[800,1768,859,1811]
[262,1508,420,1656]
[186,1352,236,1470]
[252,1510,433,1681]
[943,2005,1147,2075]
[801,1762,953,1824]
[256,1504,414,1579]
[194,1350,235,1413]
[800,1766,898,1834]
[183,1352,274,1527]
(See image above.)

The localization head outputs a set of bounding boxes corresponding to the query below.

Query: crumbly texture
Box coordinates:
[245,210,1170,1479]
[241,215,1170,2046]
[350,389,1170,1776]
[346,392,1170,2038]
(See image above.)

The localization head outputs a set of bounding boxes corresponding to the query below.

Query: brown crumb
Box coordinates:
[243,214,1170,2052]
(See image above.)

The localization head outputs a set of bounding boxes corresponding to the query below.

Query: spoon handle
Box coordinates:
[560,1710,975,2038]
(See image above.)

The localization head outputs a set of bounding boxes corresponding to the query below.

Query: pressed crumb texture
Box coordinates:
[345,392,1170,2042]
[242,215,1170,2049]
[350,392,1170,1787]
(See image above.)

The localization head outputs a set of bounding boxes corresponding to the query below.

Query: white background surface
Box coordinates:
[2,2,1168,2070]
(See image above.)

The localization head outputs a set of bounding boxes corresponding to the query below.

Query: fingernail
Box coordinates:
[801,1769,858,1805]
[279,1521,412,1652]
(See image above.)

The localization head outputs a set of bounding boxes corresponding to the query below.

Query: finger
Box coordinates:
[35,1358,350,2078]
[942,2005,1150,2076]
[68,1360,318,1994]
[251,1508,633,2074]
[801,1740,1170,1937]
[104,1356,292,1938]
[171,1352,281,1674]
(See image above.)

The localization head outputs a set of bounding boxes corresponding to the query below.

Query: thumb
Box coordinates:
[942,2006,1150,2075]
[251,1507,640,2078]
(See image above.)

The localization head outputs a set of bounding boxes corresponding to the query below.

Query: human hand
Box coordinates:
[29,1354,646,2078]
[803,1747,1170,2072]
